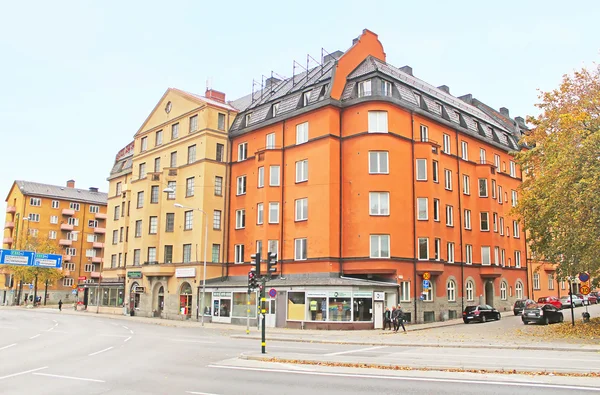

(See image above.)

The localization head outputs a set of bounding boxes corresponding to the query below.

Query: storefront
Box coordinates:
[212,291,232,323]
[84,280,125,314]
[179,282,192,318]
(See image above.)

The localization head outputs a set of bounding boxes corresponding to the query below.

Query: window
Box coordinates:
[369,151,388,174]
[187,145,196,164]
[189,115,198,133]
[513,221,520,238]
[169,151,177,168]
[491,179,497,199]
[493,213,498,232]
[514,251,521,268]
[480,148,486,164]
[140,136,147,152]
[150,185,159,204]
[434,238,441,261]
[164,245,173,264]
[30,198,41,206]
[370,192,390,216]
[237,142,248,161]
[548,274,555,290]
[444,169,452,190]
[138,163,146,179]
[533,273,540,290]
[494,154,501,171]
[65,248,76,256]
[510,161,516,177]
[400,282,410,302]
[218,113,226,131]
[296,122,308,145]
[462,175,470,195]
[497,185,503,204]
[256,203,264,225]
[432,160,439,183]
[63,278,74,287]
[133,250,141,266]
[464,209,471,230]
[268,240,279,257]
[165,213,174,232]
[137,191,144,208]
[443,134,451,154]
[236,176,246,195]
[480,212,489,231]
[171,123,179,139]
[88,220,98,228]
[511,190,518,207]
[149,216,158,234]
[481,246,491,265]
[461,141,468,161]
[213,210,221,230]
[153,157,161,173]
[52,200,59,209]
[295,198,308,221]
[183,244,192,263]
[561,280,566,290]
[185,177,194,197]
[466,280,474,301]
[215,143,225,162]
[477,179,488,198]
[235,209,245,229]
[67,217,78,226]
[264,133,276,150]
[447,280,456,302]
[416,159,427,181]
[358,79,372,97]
[234,244,245,264]
[433,199,440,221]
[89,205,100,214]
[212,244,221,263]
[296,160,308,183]
[381,80,392,96]
[500,281,507,300]
[29,229,39,237]
[50,215,58,224]
[447,242,455,263]
[423,282,433,302]
[414,92,421,106]
[294,238,307,261]
[368,111,388,133]
[155,130,163,146]
[494,247,500,266]
[417,198,428,220]
[446,205,454,226]
[245,113,252,126]
[49,230,56,240]
[70,202,80,211]
[214,176,223,196]
[113,206,120,221]
[269,166,280,186]
[268,202,279,224]
[420,125,428,142]
[184,210,193,230]
[302,91,311,106]
[418,238,429,260]
[516,282,523,299]
[465,244,473,264]
[370,235,390,258]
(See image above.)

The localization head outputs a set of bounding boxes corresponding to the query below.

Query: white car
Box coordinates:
[560,295,583,308]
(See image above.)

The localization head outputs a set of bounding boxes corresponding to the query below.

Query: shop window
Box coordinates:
[308,296,328,321]
[179,282,192,318]
[287,292,306,320]
[353,297,373,321]
[233,292,257,317]
[328,296,351,321]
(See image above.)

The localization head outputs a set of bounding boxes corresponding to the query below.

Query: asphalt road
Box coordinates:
[0,308,598,394]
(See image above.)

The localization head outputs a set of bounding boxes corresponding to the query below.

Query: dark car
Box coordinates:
[522,303,564,325]
[513,299,535,315]
[463,305,501,323]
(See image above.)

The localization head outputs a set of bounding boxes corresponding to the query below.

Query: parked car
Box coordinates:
[513,299,536,315]
[537,296,562,309]
[463,305,501,323]
[560,295,584,308]
[522,303,564,325]
[577,293,598,305]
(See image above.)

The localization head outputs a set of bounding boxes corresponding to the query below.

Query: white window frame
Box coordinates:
[268,202,280,224]
[369,192,390,216]
[296,122,309,145]
[400,282,411,302]
[515,251,521,268]
[269,166,280,186]
[294,238,307,261]
[462,175,470,195]
[443,134,451,154]
[295,160,308,183]
[370,234,390,259]
[256,203,264,225]
[446,205,454,227]
[513,221,520,238]
[433,199,440,222]
[494,154,501,171]
[480,212,490,231]
[295,198,308,221]
[447,280,456,302]
[444,169,452,190]
[358,79,372,97]
[236,175,247,195]
[510,161,516,177]
[235,209,245,229]
[369,152,389,174]
[461,141,469,161]
[533,273,540,290]
[434,238,441,261]
[500,281,507,300]
[417,198,428,220]
[381,80,392,97]
[48,230,57,240]
[238,142,248,161]
[516,282,523,299]
[432,160,439,183]
[480,148,486,164]
[418,237,429,261]
[257,167,264,188]
[50,215,58,224]
[51,200,59,209]
[368,111,388,133]
[234,244,245,264]
[420,125,428,142]
[266,133,275,149]
[30,198,41,206]
[481,246,491,265]
[465,244,473,264]
[416,159,427,181]
[464,209,471,230]
[511,190,518,207]
[479,179,488,197]
[494,247,500,266]
[447,242,455,263]
[466,280,474,301]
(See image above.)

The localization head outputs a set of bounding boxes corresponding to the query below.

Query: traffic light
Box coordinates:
[250,251,261,277]
[248,271,258,290]
[267,252,277,277]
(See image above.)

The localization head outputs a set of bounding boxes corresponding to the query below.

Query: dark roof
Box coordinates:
[13,180,107,205]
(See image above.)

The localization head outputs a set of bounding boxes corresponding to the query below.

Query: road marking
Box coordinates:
[46,327,54,332]
[88,346,113,356]
[0,343,17,351]
[208,365,600,392]
[325,346,386,356]
[124,336,132,343]
[269,345,330,351]
[99,334,129,338]
[129,329,134,334]
[122,325,129,330]
[186,392,221,395]
[33,373,105,383]
[0,326,18,330]
[29,334,41,339]
[0,366,47,381]
[169,339,217,344]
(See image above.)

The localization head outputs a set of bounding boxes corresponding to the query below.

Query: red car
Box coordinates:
[537,296,562,309]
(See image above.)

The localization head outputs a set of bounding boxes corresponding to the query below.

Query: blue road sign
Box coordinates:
[29,284,33,290]
[579,273,590,282]
[72,289,77,295]
[34,253,63,269]
[0,249,34,266]
[423,280,430,289]
[268,288,277,298]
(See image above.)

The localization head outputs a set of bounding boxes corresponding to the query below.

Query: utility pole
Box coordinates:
[569,279,575,326]
[260,277,266,354]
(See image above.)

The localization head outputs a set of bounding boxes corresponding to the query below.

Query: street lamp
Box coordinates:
[163,187,209,326]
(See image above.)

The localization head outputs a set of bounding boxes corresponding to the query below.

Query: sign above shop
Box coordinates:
[134,286,145,293]
[306,291,328,298]
[176,267,196,278]
[329,291,352,298]
[374,291,385,301]
[127,271,142,279]
[353,292,372,298]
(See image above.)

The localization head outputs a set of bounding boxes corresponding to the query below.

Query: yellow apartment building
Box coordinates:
[102,87,237,319]
[2,180,107,305]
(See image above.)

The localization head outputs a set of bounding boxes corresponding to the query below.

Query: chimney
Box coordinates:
[89,187,99,193]
[66,180,75,188]
[205,89,226,103]
[323,50,344,63]
[265,77,281,90]
[499,107,510,117]
[399,65,413,76]
[458,94,473,104]
[352,37,359,45]
[438,85,450,94]
[515,116,525,125]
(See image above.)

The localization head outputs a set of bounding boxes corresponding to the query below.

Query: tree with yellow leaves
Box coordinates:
[516,65,600,283]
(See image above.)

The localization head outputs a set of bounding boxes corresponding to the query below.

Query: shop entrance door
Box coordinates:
[212,292,232,323]
[373,301,384,329]
[265,299,276,328]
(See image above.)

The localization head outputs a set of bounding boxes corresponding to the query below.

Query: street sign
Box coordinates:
[580,285,591,295]
[423,280,431,289]
[33,253,62,269]
[419,294,425,301]
[29,284,33,290]
[423,272,431,280]
[71,289,77,295]
[0,249,35,266]
[268,288,277,298]
[579,273,590,282]
[72,284,77,289]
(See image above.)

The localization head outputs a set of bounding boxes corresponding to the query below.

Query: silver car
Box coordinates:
[560,295,583,308]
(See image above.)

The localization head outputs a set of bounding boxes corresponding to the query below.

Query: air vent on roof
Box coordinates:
[323,50,343,63]
[89,187,99,193]
[500,107,510,117]
[437,85,450,94]
[458,94,473,104]
[399,66,413,76]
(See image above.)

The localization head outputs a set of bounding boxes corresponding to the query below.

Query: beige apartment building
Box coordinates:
[102,87,236,318]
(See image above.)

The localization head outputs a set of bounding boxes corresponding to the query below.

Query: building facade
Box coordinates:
[102,87,237,319]
[2,180,107,305]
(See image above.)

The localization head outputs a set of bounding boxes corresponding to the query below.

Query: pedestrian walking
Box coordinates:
[396,305,406,333]
[383,307,392,330]
[58,299,62,312]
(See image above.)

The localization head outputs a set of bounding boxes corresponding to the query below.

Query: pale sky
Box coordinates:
[1,0,598,199]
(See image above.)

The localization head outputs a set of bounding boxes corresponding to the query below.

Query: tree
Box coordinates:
[516,65,600,281]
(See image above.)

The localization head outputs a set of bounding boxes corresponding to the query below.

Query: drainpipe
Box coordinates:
[279,120,286,276]
[339,108,345,277]
[410,112,418,322]
[223,112,233,281]
[455,131,465,313]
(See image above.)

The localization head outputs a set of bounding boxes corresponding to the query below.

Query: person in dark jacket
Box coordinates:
[383,307,392,330]
[58,300,63,312]
[394,305,406,333]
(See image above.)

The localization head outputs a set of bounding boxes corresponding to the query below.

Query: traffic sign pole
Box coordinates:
[260,277,266,354]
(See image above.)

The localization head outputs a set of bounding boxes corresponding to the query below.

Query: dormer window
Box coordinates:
[454,111,460,122]
[318,84,328,100]
[435,102,443,112]
[413,91,421,106]
[272,102,280,117]
[302,91,311,106]
[358,80,372,97]
[381,80,392,97]
[473,119,479,130]
[245,113,252,127]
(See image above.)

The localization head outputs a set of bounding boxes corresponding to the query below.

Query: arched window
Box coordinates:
[466,280,474,301]
[515,281,523,299]
[447,279,456,302]
[500,281,507,300]
[180,282,192,295]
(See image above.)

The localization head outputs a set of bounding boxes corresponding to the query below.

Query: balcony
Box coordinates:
[95,213,107,220]
[90,271,101,279]
[58,239,72,246]
[480,266,503,278]
[92,242,104,249]
[542,263,557,272]
[143,263,175,277]
[63,270,70,276]
[62,208,75,216]
[6,206,16,214]
[3,237,14,245]
[93,227,106,234]
[63,255,72,262]
[416,260,445,276]
[91,257,103,264]
[60,223,74,231]
[4,221,15,229]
